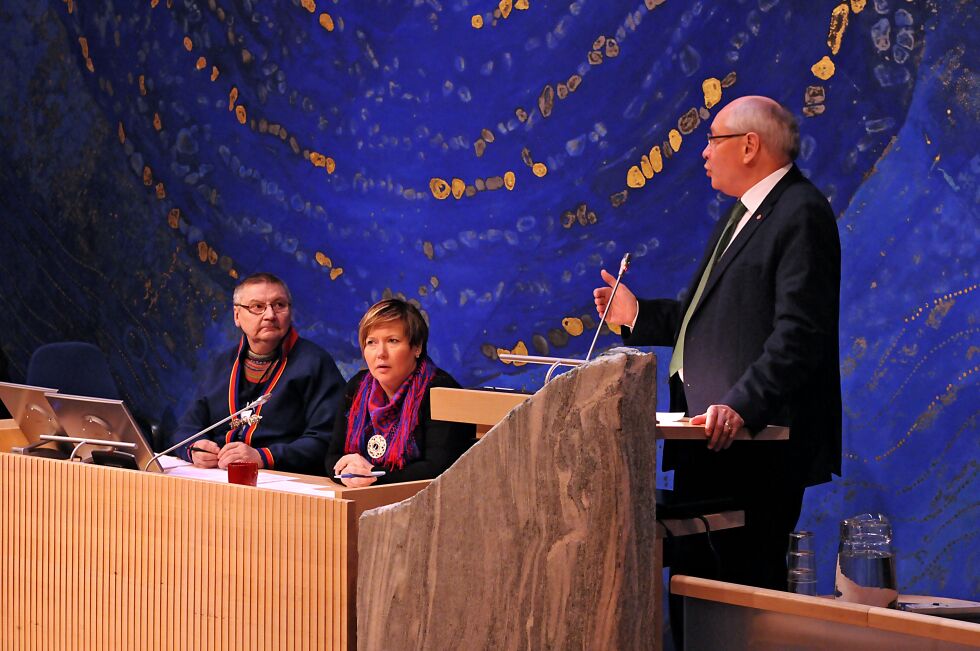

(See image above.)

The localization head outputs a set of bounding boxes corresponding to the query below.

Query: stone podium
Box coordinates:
[356,349,661,650]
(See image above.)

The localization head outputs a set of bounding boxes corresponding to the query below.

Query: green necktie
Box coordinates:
[668,201,748,377]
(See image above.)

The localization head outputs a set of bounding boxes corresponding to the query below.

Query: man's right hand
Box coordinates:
[593,268,638,327]
[189,439,220,468]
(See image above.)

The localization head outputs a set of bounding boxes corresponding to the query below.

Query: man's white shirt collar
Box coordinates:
[739,163,792,216]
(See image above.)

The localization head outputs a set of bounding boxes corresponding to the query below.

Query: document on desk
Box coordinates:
[158,456,295,485]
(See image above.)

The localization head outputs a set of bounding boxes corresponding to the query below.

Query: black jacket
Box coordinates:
[625,166,842,490]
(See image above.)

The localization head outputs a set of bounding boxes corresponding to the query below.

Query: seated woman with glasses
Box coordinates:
[326,298,475,487]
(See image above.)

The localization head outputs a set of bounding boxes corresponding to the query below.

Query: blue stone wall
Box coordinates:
[0,0,975,598]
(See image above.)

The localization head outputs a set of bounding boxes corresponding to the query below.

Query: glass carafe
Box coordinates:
[834,513,898,607]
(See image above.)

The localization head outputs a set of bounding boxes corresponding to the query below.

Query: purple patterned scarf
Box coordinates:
[344,357,436,470]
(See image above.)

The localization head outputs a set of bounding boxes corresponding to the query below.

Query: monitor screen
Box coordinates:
[45,393,161,472]
[0,381,63,449]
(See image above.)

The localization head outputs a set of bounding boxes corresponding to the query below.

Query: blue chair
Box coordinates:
[27,342,120,399]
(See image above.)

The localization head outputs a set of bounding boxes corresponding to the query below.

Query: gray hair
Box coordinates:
[233,272,292,304]
[725,98,800,161]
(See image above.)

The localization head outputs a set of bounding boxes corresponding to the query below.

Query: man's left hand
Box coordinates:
[690,405,744,451]
[217,442,263,469]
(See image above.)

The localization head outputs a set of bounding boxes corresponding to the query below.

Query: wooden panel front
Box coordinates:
[0,452,355,651]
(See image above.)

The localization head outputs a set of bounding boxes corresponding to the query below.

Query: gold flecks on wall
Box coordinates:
[903,284,978,323]
[183,36,193,51]
[627,165,646,189]
[78,36,94,72]
[804,85,826,117]
[498,0,512,19]
[811,55,836,80]
[195,56,207,70]
[827,3,850,55]
[471,15,484,29]
[117,122,126,144]
[300,0,316,13]
[503,170,516,190]
[496,340,529,365]
[319,13,334,31]
[532,162,548,177]
[639,156,654,179]
[451,178,465,199]
[210,66,220,81]
[850,0,866,13]
[309,152,336,174]
[235,105,247,124]
[150,0,159,8]
[649,146,663,173]
[155,182,166,199]
[423,241,435,260]
[562,318,584,336]
[167,208,180,229]
[614,73,736,206]
[560,203,598,229]
[314,251,345,280]
[153,112,162,130]
[429,172,515,199]
[429,178,451,200]
[228,86,239,111]
[138,74,147,95]
[142,166,153,186]
[702,77,722,109]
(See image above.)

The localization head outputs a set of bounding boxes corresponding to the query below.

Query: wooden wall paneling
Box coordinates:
[0,452,379,650]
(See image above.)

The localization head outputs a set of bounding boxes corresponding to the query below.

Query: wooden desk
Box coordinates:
[430,387,789,440]
[0,436,428,651]
[671,576,980,650]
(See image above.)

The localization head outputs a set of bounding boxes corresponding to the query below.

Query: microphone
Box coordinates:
[142,393,271,472]
[586,252,631,361]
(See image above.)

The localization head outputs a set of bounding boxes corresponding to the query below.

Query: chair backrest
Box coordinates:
[27,342,120,400]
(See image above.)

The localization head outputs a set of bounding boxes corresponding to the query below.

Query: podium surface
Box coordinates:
[358,349,663,650]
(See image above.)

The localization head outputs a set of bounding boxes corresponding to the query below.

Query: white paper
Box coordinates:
[160,462,296,485]
[656,412,686,423]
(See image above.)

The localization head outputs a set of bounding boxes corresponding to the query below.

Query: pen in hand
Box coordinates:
[334,471,386,479]
[188,446,217,455]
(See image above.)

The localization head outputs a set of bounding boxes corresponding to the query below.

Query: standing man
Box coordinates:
[594,96,841,590]
[172,272,344,476]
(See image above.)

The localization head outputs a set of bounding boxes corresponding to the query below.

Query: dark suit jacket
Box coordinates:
[624,165,841,491]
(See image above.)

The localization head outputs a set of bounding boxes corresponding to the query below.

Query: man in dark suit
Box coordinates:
[594,96,841,592]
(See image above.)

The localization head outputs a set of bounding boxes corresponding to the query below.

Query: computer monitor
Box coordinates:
[44,393,161,472]
[0,381,66,454]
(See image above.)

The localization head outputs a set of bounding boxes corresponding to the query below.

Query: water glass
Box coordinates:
[788,530,815,554]
[835,513,898,607]
[787,548,817,596]
[788,568,818,596]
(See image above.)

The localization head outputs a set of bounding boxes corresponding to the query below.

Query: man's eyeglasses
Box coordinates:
[706,132,749,146]
[235,301,291,315]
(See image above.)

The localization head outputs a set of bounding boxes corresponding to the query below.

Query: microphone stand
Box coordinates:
[585,252,631,361]
[143,393,271,472]
[497,252,632,384]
